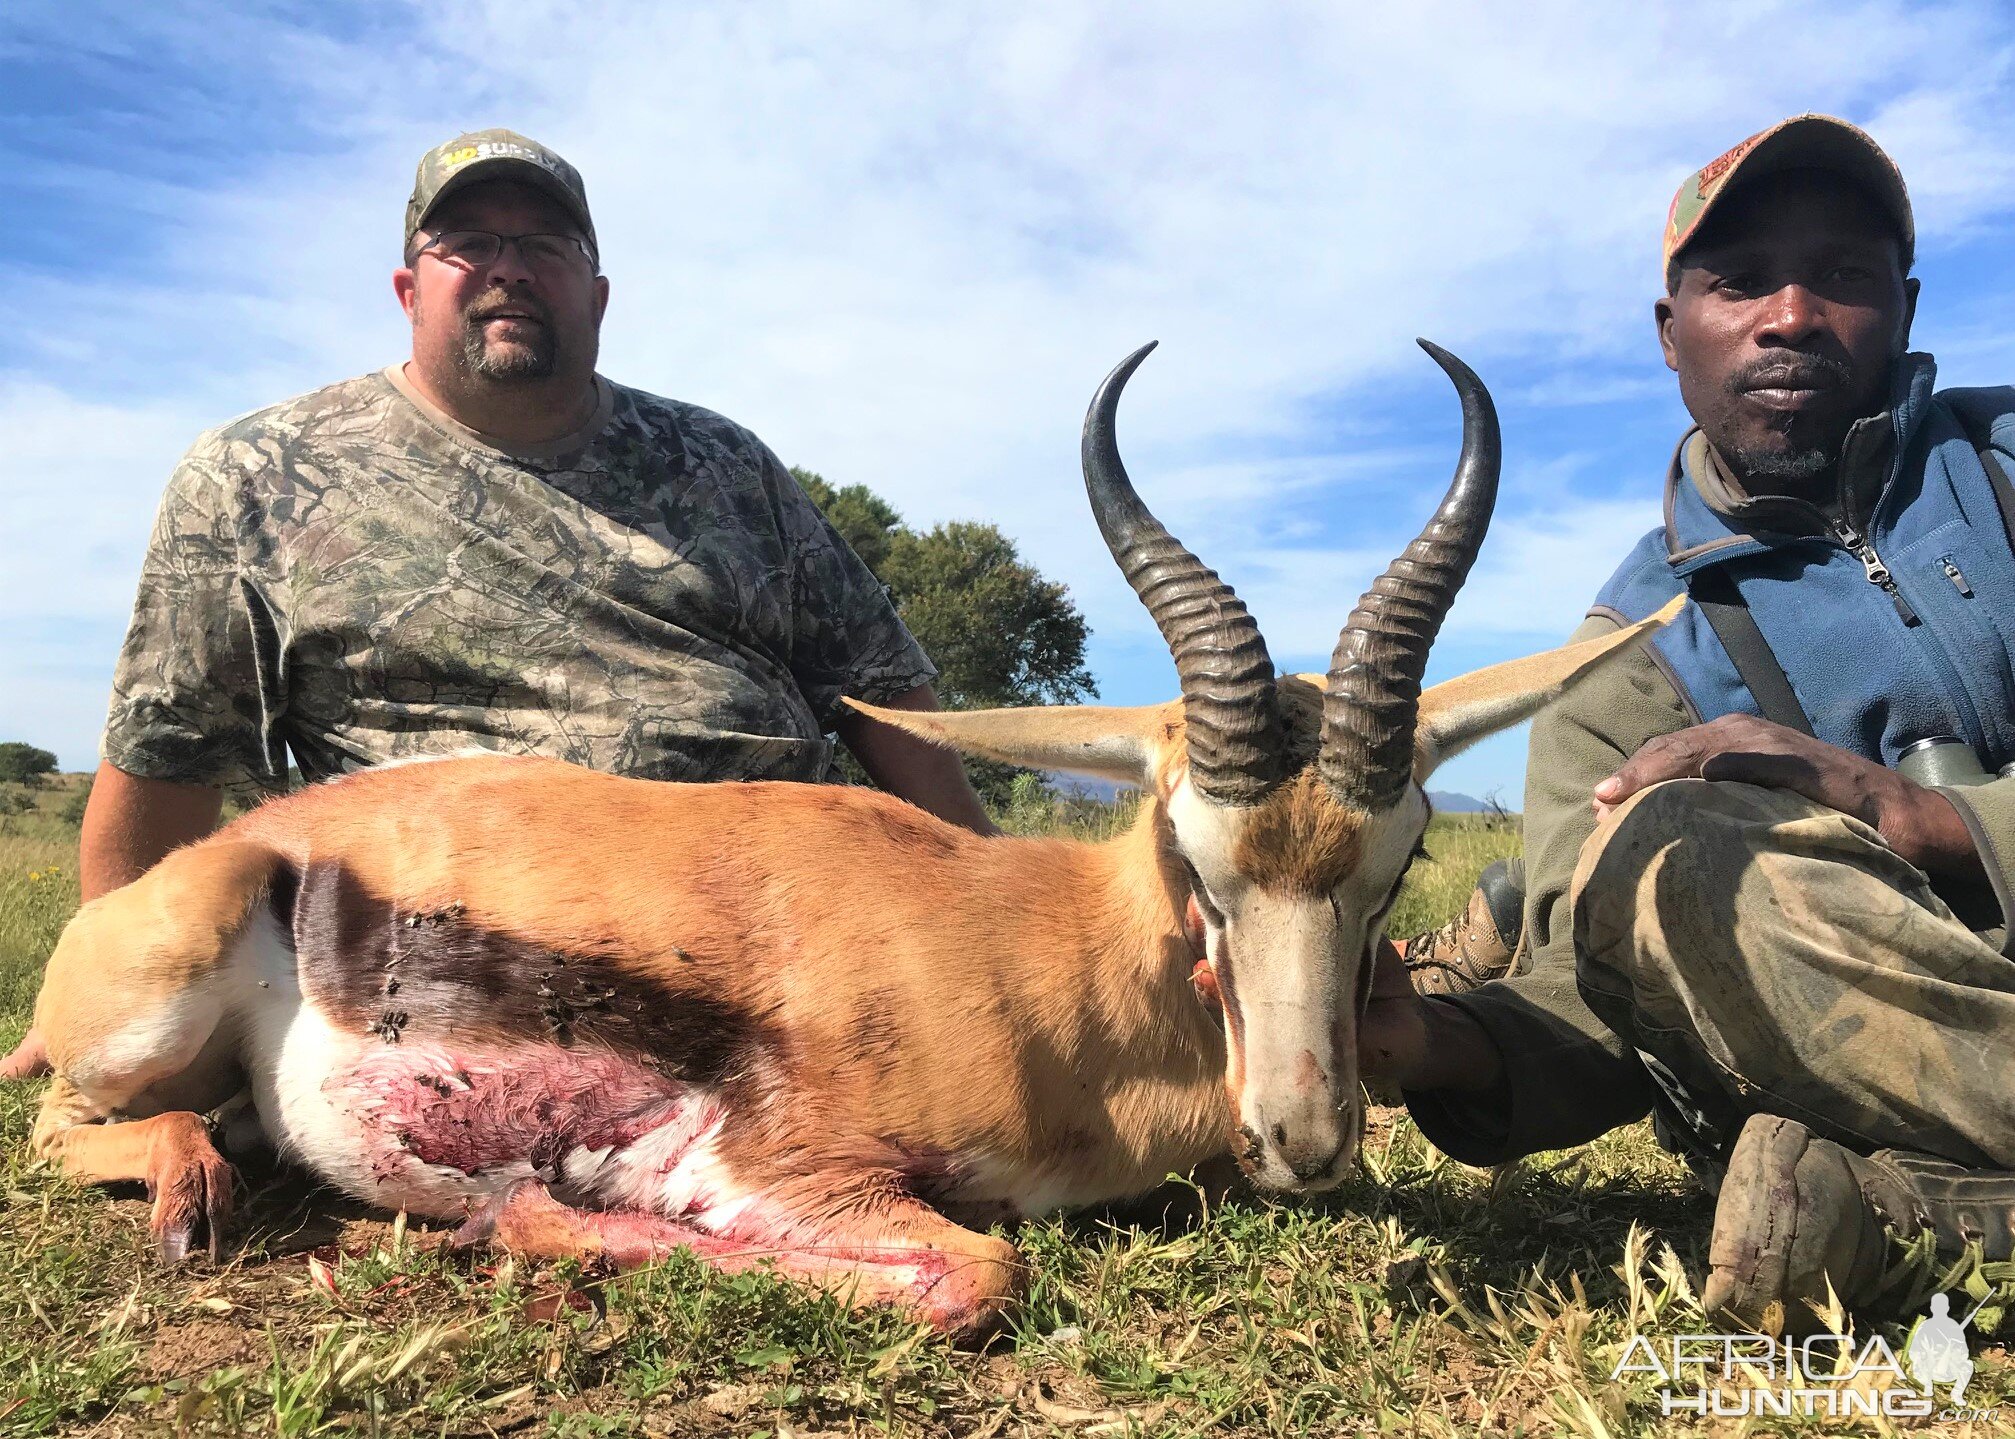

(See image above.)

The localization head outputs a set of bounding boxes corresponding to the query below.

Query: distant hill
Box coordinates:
[1045,773,1131,804]
[1428,790,1509,814]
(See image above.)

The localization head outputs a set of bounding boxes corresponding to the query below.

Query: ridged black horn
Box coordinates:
[1083,343,1286,805]
[1321,340,1500,809]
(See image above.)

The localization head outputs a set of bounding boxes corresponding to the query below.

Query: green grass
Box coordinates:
[1,786,2007,1435]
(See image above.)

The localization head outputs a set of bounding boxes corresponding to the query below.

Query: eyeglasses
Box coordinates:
[416,230,597,274]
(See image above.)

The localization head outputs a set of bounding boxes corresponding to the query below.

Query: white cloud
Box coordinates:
[1168,494,1664,667]
[0,381,209,766]
[0,382,201,623]
[6,0,2015,783]
[1444,496,1669,637]
[1515,374,1676,409]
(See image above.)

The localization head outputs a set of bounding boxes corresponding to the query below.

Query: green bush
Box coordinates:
[59,777,93,828]
[0,791,34,835]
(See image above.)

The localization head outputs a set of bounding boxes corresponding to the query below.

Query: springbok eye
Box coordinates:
[1389,833,1432,897]
[1366,837,1430,921]
[1179,856,1226,927]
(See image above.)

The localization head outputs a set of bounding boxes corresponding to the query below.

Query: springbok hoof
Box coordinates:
[913,1234,1027,1343]
[149,1115,237,1265]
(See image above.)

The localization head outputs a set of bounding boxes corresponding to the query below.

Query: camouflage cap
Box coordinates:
[405,128,597,261]
[1663,114,1913,273]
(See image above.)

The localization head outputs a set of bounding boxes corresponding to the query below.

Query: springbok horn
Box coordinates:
[1320,340,1501,810]
[1082,343,1286,805]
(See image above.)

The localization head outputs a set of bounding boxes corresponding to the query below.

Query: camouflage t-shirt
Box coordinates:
[102,367,936,793]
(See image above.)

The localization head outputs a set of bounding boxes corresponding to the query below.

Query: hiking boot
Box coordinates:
[1403,858,1524,996]
[1704,1113,2015,1331]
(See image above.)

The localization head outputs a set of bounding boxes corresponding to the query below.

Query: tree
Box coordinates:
[797,473,903,573]
[0,742,57,788]
[884,522,1094,711]
[794,468,1095,807]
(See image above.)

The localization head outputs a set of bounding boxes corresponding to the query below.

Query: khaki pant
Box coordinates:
[1572,779,2015,1170]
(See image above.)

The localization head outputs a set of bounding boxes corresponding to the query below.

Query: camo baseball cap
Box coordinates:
[405,128,597,261]
[1663,114,1913,272]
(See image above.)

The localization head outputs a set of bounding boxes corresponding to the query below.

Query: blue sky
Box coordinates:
[5,1,2015,802]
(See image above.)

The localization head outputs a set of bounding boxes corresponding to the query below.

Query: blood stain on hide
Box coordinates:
[345,1046,708,1181]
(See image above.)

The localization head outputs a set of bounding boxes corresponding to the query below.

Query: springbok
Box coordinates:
[30,343,1673,1337]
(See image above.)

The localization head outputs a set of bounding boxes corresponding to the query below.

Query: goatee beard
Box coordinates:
[1723,439,1837,487]
[461,319,557,382]
[1717,350,1857,490]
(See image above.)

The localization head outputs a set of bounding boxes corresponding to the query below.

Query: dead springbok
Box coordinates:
[30,342,1673,1337]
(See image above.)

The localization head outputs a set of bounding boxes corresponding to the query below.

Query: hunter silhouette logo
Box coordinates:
[1905,1292,1980,1407]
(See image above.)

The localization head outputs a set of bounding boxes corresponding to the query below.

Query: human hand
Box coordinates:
[1360,940,1505,1094]
[1360,940,1429,1087]
[1592,715,1981,879]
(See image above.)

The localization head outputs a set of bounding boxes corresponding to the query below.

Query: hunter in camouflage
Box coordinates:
[103,366,937,795]
[0,126,992,1081]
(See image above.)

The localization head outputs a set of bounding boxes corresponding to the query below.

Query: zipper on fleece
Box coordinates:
[1831,518,1919,625]
[1847,432,1992,763]
[1941,556,1974,597]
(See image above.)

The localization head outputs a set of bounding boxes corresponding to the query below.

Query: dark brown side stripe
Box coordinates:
[289,860,762,1085]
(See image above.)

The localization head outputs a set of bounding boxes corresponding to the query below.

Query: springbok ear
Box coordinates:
[840,698,1170,786]
[1412,596,1684,778]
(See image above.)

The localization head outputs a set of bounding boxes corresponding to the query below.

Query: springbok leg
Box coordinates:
[453,1179,1023,1337]
[33,1077,236,1263]
[30,841,281,1263]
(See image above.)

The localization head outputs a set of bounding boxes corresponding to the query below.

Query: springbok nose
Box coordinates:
[1272,1110,1347,1182]
[1285,1138,1345,1182]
